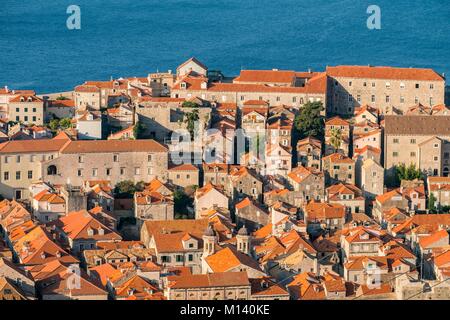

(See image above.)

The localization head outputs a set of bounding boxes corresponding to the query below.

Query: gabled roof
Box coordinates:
[177,57,208,71]
[419,229,449,249]
[28,260,106,297]
[305,201,346,221]
[52,210,121,242]
[205,246,263,273]
[325,116,349,126]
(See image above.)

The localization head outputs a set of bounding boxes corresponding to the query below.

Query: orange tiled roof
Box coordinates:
[419,229,449,249]
[205,246,263,273]
[326,65,444,81]
[234,70,296,84]
[168,271,249,289]
[305,201,345,220]
[325,116,349,126]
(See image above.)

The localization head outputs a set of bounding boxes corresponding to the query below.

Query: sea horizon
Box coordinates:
[1,0,449,93]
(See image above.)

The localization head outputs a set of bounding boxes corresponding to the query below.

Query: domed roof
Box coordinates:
[237,226,248,236]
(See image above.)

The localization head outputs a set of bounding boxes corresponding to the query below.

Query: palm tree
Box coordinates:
[329,127,343,152]
[184,109,199,141]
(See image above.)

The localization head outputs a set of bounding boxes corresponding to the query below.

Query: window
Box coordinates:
[371,95,375,103]
[371,82,376,87]
[400,96,405,103]
[415,83,420,89]
[92,168,98,177]
[77,169,83,177]
[120,168,125,175]
[147,154,152,162]
[32,108,36,112]
[415,97,419,104]
[410,139,416,144]
[348,81,352,86]
[430,83,434,89]
[176,255,184,262]
[400,82,405,89]
[357,95,361,102]
[30,155,35,163]
[410,152,416,157]
[386,82,391,88]
[3,172,9,181]
[16,155,21,163]
[434,143,439,148]
[135,167,141,175]
[113,154,118,162]
[28,171,33,179]
[385,95,390,103]
[15,190,22,200]
[78,155,84,163]
[24,116,28,122]
[16,171,21,180]
[434,156,439,162]
[106,168,112,176]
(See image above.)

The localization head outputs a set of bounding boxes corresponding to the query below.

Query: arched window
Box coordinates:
[47,165,57,175]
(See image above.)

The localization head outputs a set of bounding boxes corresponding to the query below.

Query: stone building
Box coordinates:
[8,94,45,125]
[326,65,445,116]
[384,116,450,178]
[43,139,169,188]
[322,153,355,185]
[164,271,250,300]
[296,136,322,170]
[324,116,350,156]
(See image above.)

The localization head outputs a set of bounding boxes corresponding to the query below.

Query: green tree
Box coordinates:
[56,95,70,100]
[133,121,145,139]
[49,119,60,131]
[59,118,72,129]
[428,192,438,213]
[184,109,199,140]
[329,127,342,151]
[182,101,201,108]
[135,180,146,192]
[395,163,423,182]
[173,188,193,218]
[294,101,325,139]
[114,180,137,198]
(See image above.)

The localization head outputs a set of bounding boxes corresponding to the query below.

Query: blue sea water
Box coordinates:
[0,0,449,93]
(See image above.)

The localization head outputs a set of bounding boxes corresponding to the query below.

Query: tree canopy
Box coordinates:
[184,109,200,141]
[395,163,423,181]
[114,180,145,198]
[294,101,325,139]
[133,121,146,139]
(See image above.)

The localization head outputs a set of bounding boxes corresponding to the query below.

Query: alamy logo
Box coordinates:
[366,5,381,30]
[66,5,81,30]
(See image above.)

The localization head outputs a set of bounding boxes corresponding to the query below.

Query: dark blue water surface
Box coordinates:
[0,0,449,93]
